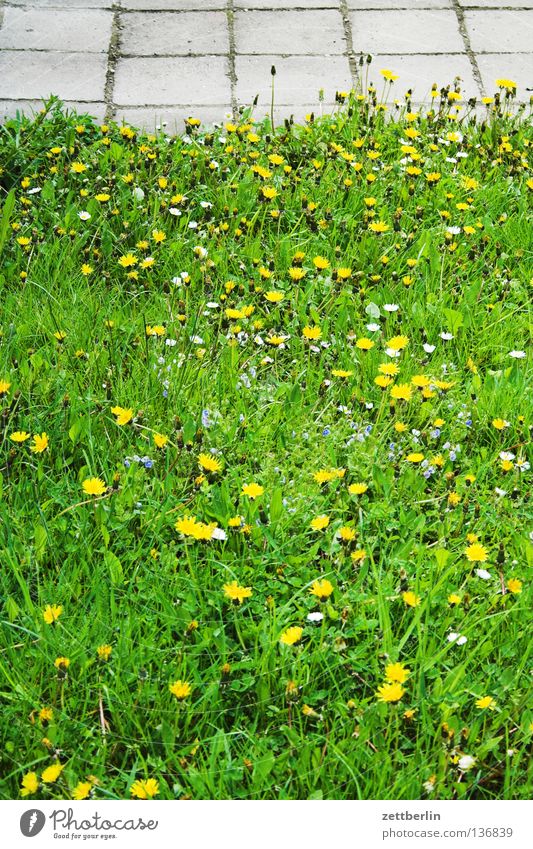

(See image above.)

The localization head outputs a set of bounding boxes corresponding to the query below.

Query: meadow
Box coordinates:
[0,77,531,801]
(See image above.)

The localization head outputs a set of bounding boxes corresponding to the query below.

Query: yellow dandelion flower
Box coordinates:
[369,220,389,233]
[169,680,192,700]
[351,548,367,563]
[199,453,222,474]
[310,515,330,531]
[118,253,137,268]
[402,591,421,607]
[376,682,405,702]
[387,335,409,351]
[475,696,496,710]
[390,384,412,401]
[30,432,49,453]
[380,69,399,82]
[241,482,264,499]
[348,482,368,495]
[223,581,252,604]
[43,604,62,625]
[20,772,40,797]
[309,579,334,601]
[264,291,284,303]
[10,431,30,443]
[72,781,93,800]
[130,778,160,799]
[97,644,112,660]
[465,543,488,562]
[82,477,106,496]
[280,626,303,646]
[111,406,133,426]
[506,578,522,595]
[302,325,321,340]
[385,662,410,684]
[41,763,64,784]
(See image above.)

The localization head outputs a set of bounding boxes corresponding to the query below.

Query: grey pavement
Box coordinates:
[0,0,531,131]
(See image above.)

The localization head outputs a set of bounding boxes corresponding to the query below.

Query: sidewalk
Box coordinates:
[0,0,531,130]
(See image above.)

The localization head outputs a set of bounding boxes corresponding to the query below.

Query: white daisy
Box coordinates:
[458,755,476,771]
[447,632,467,645]
[307,612,324,623]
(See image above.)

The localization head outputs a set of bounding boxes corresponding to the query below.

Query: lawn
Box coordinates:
[0,78,531,801]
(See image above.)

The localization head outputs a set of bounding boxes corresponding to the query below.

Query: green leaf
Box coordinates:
[442,307,464,333]
[0,189,16,257]
[252,751,275,788]
[5,596,20,622]
[34,523,48,562]
[434,548,450,569]
[69,416,89,446]
[104,551,124,586]
[270,486,283,524]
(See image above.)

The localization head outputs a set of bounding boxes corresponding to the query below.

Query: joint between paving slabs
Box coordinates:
[451,0,485,98]
[105,1,123,123]
[339,0,360,88]
[226,0,239,120]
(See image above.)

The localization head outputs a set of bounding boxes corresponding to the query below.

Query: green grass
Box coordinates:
[0,84,531,801]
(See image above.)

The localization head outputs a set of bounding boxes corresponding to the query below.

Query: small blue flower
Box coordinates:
[322,427,330,436]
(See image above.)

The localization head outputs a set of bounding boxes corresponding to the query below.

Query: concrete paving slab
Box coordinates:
[120,11,228,56]
[464,10,533,53]
[0,7,113,52]
[115,104,233,130]
[249,102,339,124]
[0,50,107,100]
[8,0,112,7]
[0,99,107,122]
[347,0,452,6]
[234,10,346,55]
[365,53,479,98]
[235,54,353,105]
[350,10,465,53]
[122,1,225,9]
[234,1,339,7]
[114,55,231,105]
[460,0,533,7]
[476,53,533,100]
